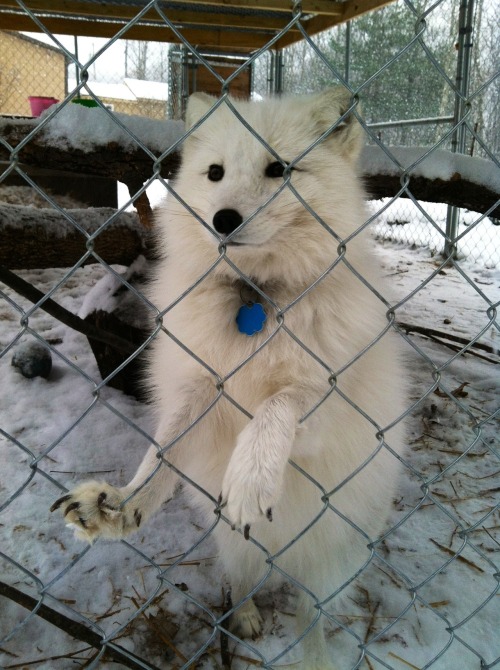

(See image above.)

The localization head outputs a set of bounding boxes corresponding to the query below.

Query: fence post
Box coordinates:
[345,20,352,84]
[444,0,475,259]
[270,50,284,94]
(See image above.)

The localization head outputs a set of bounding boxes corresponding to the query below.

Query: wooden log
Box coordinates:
[364,173,500,219]
[0,119,178,227]
[0,204,153,269]
[1,120,498,217]
[0,120,180,185]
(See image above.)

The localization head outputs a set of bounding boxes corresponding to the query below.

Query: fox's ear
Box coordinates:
[185,92,217,129]
[311,87,364,162]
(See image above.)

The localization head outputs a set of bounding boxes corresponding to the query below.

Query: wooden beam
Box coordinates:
[0,14,273,49]
[155,0,344,14]
[340,0,398,22]
[0,0,398,50]
[275,0,398,48]
[2,122,498,218]
[0,0,300,33]
[0,0,345,18]
[196,0,337,16]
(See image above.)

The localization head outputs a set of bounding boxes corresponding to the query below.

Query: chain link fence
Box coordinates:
[0,1,499,669]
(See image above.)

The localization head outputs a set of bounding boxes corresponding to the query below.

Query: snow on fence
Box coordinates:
[0,2,499,670]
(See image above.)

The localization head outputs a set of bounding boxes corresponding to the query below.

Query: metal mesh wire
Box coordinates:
[0,1,499,668]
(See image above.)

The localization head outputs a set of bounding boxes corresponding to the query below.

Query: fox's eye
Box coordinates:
[208,164,224,181]
[265,161,294,178]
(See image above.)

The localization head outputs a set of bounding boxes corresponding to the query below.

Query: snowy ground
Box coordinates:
[0,218,498,669]
[371,198,500,269]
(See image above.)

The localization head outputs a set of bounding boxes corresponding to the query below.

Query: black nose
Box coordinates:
[213,209,243,235]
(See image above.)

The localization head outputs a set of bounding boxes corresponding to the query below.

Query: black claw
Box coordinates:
[50,494,71,512]
[64,501,81,517]
[134,509,142,527]
[244,524,251,541]
[97,492,107,506]
[79,517,88,528]
[266,508,273,522]
[231,524,236,531]
[217,492,223,505]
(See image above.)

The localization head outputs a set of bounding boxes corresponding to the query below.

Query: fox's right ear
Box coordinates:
[185,92,217,129]
[311,87,364,163]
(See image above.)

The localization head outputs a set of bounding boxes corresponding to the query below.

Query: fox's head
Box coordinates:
[167,88,367,284]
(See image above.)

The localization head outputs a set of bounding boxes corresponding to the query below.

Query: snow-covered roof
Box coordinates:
[124,77,168,101]
[67,77,168,102]
[68,78,136,101]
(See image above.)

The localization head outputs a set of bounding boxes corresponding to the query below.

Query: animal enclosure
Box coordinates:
[0,1,499,669]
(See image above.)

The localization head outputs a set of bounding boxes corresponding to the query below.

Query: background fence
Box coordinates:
[0,0,499,668]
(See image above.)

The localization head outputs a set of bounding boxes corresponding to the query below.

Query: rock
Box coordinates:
[11,341,52,379]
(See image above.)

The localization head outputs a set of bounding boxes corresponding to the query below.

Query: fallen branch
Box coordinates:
[0,580,163,670]
[0,264,138,357]
[220,589,233,670]
[428,538,484,573]
[397,321,499,364]
[130,594,188,664]
[0,264,149,398]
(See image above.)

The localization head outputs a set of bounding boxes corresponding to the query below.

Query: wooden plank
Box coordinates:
[0,14,272,49]
[0,0,300,33]
[340,0,397,21]
[275,0,397,47]
[2,122,498,219]
[155,0,344,15]
[0,0,345,18]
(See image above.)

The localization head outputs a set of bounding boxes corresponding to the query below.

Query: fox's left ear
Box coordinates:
[185,92,217,129]
[311,87,364,163]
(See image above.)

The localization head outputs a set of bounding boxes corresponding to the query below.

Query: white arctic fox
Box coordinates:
[52,88,406,669]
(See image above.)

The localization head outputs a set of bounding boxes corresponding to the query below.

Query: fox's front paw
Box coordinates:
[221,455,280,536]
[50,481,142,543]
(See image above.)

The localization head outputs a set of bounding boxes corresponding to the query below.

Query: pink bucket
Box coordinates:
[28,96,59,117]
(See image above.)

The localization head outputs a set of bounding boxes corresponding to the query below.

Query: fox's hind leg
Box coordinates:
[295,589,338,670]
[215,523,267,640]
[229,594,263,640]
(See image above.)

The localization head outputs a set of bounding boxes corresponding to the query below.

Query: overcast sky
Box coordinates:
[25,33,128,83]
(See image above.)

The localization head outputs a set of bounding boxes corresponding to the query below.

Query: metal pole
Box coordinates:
[74,36,80,98]
[444,0,475,259]
[345,20,351,84]
[270,50,284,94]
[275,50,284,93]
[267,51,275,94]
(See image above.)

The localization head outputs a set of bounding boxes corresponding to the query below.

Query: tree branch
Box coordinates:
[0,264,138,356]
[0,580,163,670]
[397,321,499,364]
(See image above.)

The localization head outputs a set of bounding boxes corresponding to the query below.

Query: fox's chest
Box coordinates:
[165,283,320,387]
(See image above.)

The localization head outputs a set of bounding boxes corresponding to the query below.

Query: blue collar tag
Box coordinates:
[236,302,267,336]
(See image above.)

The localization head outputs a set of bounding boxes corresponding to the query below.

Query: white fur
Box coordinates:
[53,88,406,669]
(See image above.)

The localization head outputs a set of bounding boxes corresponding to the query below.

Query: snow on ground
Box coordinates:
[372,199,500,268]
[0,229,498,669]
